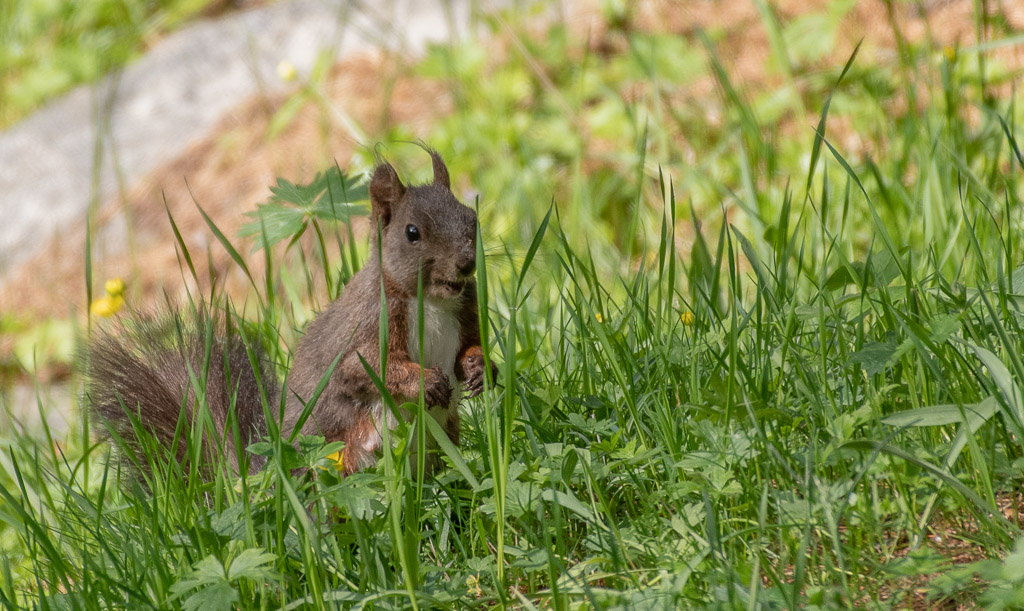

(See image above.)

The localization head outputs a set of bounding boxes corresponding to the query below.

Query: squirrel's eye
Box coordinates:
[405,224,421,243]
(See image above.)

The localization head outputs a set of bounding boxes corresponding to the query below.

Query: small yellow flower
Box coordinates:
[277,60,297,82]
[944,46,955,62]
[594,312,603,323]
[90,295,124,318]
[466,574,482,597]
[104,277,125,297]
[680,311,694,325]
[326,449,345,471]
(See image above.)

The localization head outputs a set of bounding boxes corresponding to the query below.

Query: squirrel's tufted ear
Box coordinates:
[430,150,450,190]
[369,162,405,228]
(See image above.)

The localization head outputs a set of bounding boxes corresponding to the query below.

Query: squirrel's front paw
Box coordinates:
[458,347,497,398]
[422,366,453,408]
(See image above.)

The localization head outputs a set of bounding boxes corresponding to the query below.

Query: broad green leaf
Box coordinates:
[316,164,369,217]
[882,396,999,430]
[825,261,866,290]
[182,582,237,611]
[226,549,277,582]
[848,340,898,376]
[238,166,369,252]
[968,343,1024,426]
[541,489,596,521]
[1010,264,1024,295]
[268,176,319,208]
[928,314,960,343]
[171,555,237,611]
[173,555,226,590]
[238,202,306,243]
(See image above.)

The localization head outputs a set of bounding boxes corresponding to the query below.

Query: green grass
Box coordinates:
[4,2,1024,609]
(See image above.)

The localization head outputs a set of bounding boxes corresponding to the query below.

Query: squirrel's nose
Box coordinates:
[457,255,476,277]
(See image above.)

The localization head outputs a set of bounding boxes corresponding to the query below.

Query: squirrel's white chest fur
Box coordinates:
[407,298,461,390]
[360,298,462,463]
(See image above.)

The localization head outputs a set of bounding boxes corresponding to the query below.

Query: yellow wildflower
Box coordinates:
[466,574,482,597]
[594,312,603,323]
[90,295,124,318]
[944,46,955,62]
[326,449,345,471]
[104,277,125,297]
[91,277,126,317]
[680,311,694,325]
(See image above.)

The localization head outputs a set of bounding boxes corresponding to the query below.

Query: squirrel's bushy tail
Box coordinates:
[84,310,275,476]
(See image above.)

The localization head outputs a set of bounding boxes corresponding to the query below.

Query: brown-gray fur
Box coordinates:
[85,149,493,477]
[284,150,491,474]
[85,311,273,476]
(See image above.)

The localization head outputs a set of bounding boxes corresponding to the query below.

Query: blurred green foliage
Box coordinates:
[0,0,216,127]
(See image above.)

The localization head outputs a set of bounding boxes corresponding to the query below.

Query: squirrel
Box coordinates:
[86,149,493,477]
